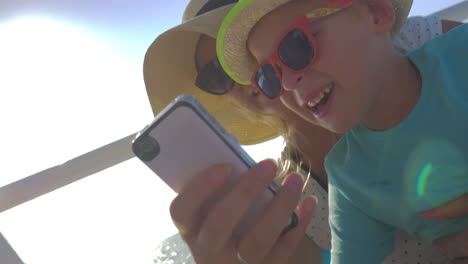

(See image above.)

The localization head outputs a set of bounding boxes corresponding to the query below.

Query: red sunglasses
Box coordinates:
[251,0,355,100]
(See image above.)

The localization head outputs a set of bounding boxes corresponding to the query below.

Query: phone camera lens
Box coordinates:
[133,135,160,161]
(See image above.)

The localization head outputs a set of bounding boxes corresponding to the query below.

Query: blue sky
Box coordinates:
[0,0,462,68]
[410,0,461,15]
[0,0,190,66]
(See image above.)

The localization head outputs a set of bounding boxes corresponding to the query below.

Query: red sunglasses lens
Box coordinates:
[255,64,282,99]
[278,28,315,70]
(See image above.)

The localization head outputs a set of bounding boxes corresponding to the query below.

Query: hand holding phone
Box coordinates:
[132,95,297,239]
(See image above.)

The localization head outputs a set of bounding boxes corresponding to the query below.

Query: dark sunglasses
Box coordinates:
[252,0,354,100]
[195,57,235,95]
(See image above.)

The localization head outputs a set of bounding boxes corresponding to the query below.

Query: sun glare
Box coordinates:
[0,16,165,264]
[0,16,150,184]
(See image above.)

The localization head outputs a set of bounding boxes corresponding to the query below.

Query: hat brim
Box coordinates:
[217,0,413,84]
[143,4,283,145]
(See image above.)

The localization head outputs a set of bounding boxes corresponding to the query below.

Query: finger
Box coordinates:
[420,193,468,220]
[265,195,317,264]
[238,173,304,263]
[197,159,278,251]
[433,228,468,257]
[170,163,231,238]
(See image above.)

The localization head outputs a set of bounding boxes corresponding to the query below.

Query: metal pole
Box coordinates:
[0,133,137,213]
[0,233,24,264]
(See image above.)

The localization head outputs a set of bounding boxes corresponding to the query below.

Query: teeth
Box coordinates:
[307,92,326,108]
[306,85,332,108]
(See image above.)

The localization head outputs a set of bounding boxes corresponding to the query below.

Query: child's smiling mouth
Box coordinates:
[305,82,335,117]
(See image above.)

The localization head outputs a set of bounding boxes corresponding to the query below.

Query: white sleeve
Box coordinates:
[393,16,443,55]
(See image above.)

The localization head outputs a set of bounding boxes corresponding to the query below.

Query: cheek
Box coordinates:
[316,16,374,68]
[321,33,361,64]
[255,97,285,115]
[279,93,296,110]
[318,31,373,88]
[280,94,307,119]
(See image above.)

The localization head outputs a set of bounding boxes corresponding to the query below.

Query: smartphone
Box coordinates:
[132,95,297,239]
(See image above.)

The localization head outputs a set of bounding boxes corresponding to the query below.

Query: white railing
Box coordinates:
[0,134,136,213]
[430,0,468,21]
[0,233,24,264]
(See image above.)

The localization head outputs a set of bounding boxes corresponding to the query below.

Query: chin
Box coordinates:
[324,126,346,134]
[322,120,355,134]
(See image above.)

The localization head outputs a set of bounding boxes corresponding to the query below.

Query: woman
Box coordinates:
[144,0,467,263]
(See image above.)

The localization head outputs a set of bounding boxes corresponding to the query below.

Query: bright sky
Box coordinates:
[0,0,466,263]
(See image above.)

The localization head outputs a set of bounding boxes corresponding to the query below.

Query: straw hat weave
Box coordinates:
[217,0,413,85]
[143,0,284,145]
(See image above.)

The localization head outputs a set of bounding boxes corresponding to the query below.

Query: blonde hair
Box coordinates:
[225,95,315,186]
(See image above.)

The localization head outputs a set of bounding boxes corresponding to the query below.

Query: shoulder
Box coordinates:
[403,16,442,33]
[324,129,360,179]
[393,16,443,54]
[409,23,468,62]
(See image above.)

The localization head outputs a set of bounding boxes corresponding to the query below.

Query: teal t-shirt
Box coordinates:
[325,24,468,264]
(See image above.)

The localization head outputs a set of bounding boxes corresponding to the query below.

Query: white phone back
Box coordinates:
[135,95,255,193]
[133,95,295,239]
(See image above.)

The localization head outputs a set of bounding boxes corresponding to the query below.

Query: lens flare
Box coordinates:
[404,139,468,211]
[416,163,432,198]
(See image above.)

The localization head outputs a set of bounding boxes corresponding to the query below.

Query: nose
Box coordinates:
[282,68,305,92]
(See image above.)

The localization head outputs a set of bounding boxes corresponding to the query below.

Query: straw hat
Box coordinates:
[143,0,284,145]
[217,0,413,84]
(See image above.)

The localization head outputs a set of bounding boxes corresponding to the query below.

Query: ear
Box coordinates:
[364,0,396,34]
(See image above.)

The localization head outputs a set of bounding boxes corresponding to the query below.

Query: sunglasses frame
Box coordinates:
[251,0,355,100]
[251,15,319,100]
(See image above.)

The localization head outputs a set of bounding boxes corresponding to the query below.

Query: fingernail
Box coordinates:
[262,158,278,170]
[419,208,443,220]
[173,221,189,236]
[304,196,317,213]
[283,173,304,192]
[310,195,319,206]
[256,159,278,179]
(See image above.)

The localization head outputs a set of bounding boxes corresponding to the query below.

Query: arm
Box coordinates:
[328,185,395,264]
[441,19,464,33]
[420,193,468,259]
[426,21,468,258]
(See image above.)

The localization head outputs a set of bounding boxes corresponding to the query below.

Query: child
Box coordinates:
[216,0,468,262]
